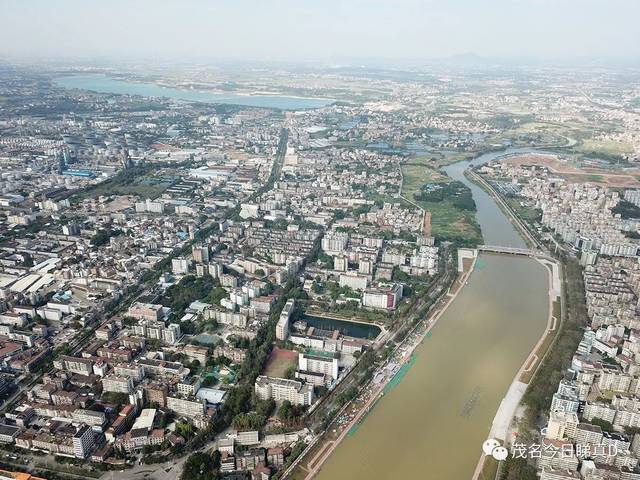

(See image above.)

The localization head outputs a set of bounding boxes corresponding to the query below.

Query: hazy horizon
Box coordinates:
[1,0,640,66]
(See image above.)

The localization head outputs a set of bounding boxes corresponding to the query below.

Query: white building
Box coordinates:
[167,395,206,418]
[172,258,191,275]
[276,299,295,341]
[362,283,403,310]
[254,376,314,406]
[321,232,349,255]
[127,302,164,322]
[298,352,339,380]
[102,375,134,394]
[135,198,165,214]
[339,273,368,291]
[546,410,579,440]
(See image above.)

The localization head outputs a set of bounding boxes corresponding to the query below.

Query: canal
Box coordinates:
[315,150,550,480]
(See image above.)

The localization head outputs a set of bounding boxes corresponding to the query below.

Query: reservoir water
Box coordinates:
[54,75,334,110]
[315,150,550,480]
[301,315,381,340]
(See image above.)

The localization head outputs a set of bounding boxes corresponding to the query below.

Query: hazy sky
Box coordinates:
[2,0,639,63]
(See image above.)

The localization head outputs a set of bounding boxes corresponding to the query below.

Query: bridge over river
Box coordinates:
[478,244,545,257]
[312,149,553,480]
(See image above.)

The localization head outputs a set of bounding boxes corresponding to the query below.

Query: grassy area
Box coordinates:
[401,157,449,195]
[72,165,175,201]
[498,456,537,480]
[89,176,171,199]
[487,120,578,149]
[511,121,556,134]
[520,299,561,384]
[478,456,499,480]
[418,198,481,244]
[561,173,608,184]
[401,156,482,245]
[503,197,542,225]
[575,138,634,158]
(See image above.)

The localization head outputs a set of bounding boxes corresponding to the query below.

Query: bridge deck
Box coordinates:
[478,245,543,256]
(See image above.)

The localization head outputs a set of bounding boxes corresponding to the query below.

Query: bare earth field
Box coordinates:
[263,347,298,378]
[504,154,640,187]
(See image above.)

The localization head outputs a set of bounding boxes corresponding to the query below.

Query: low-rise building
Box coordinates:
[166,395,206,418]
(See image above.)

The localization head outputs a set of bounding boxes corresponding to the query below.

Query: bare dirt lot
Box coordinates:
[504,154,640,187]
[263,347,298,377]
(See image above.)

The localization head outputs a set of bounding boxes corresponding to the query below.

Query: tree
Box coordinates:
[181,320,197,335]
[162,275,216,317]
[317,251,333,269]
[101,392,129,405]
[501,456,537,480]
[160,410,175,428]
[590,417,614,432]
[335,386,358,407]
[255,398,275,418]
[311,281,324,294]
[180,451,220,480]
[176,422,194,440]
[90,228,123,247]
[284,365,296,380]
[278,400,292,420]
[277,400,305,426]
[624,426,640,436]
[333,209,347,220]
[392,267,410,283]
[232,412,266,431]
[21,252,34,267]
[206,286,227,305]
[612,200,640,219]
[223,385,252,424]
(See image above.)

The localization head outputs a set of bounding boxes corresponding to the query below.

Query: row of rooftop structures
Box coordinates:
[482,162,640,480]
[491,165,640,479]
[0,294,240,463]
[535,322,640,479]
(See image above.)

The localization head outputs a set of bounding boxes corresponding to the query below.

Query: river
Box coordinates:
[314,150,550,480]
[54,75,334,110]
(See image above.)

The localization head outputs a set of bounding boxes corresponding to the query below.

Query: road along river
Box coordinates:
[314,150,551,480]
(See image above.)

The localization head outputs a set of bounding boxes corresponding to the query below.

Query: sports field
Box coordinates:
[263,347,298,378]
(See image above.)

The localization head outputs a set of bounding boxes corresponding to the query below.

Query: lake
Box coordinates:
[54,75,334,110]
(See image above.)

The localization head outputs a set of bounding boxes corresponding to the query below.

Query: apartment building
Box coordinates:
[298,351,339,380]
[254,376,314,406]
[276,299,295,341]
